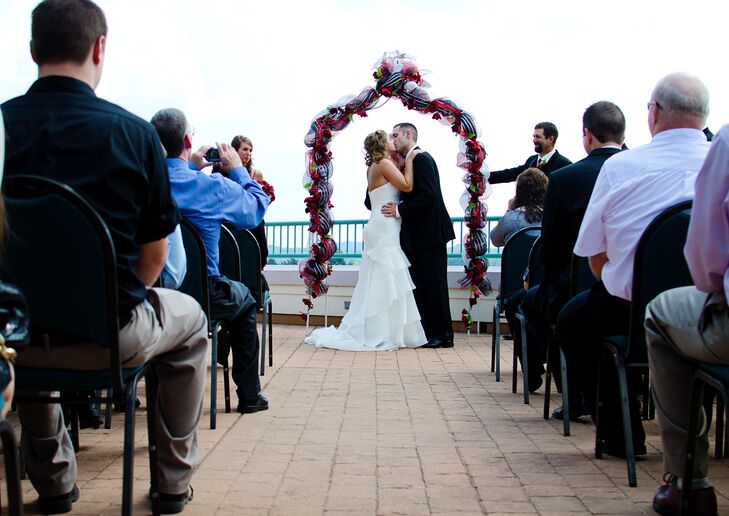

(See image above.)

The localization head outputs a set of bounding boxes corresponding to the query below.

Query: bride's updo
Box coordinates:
[364,130,389,166]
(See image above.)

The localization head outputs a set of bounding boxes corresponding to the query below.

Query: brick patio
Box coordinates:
[2,324,728,515]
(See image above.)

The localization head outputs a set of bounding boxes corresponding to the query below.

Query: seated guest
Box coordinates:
[556,72,711,457]
[489,168,547,377]
[521,101,626,417]
[231,135,274,301]
[160,225,187,289]
[645,124,729,516]
[489,167,547,247]
[2,1,208,513]
[151,109,271,414]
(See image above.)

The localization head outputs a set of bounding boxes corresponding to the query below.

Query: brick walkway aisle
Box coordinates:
[2,324,728,514]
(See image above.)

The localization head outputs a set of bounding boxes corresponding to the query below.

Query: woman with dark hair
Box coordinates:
[490,167,548,247]
[305,130,427,351]
[231,135,273,300]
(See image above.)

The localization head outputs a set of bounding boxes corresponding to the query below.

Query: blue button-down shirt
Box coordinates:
[167,158,269,277]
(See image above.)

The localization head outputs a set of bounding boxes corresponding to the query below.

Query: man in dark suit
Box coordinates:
[381,122,456,348]
[520,102,625,409]
[488,122,572,184]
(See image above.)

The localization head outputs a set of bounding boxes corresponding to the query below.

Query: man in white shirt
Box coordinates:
[555,72,711,458]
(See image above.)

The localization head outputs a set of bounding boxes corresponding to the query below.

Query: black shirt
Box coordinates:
[2,76,179,326]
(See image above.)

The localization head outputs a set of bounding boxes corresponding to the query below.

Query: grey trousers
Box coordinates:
[16,288,208,497]
[646,286,729,479]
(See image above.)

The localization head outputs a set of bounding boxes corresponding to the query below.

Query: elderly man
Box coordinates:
[151,108,270,414]
[2,1,208,513]
[645,124,729,516]
[556,73,711,457]
[488,122,572,184]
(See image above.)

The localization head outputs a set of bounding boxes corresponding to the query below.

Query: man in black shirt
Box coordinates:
[488,122,572,184]
[2,1,207,513]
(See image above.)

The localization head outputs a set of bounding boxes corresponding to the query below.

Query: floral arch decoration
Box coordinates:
[301,51,492,330]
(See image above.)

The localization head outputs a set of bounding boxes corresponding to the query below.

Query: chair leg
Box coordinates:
[543,330,553,420]
[519,313,530,404]
[104,388,113,429]
[560,349,570,437]
[268,300,273,367]
[491,305,497,373]
[145,369,161,516]
[511,316,518,395]
[494,305,501,381]
[210,324,218,430]
[616,357,637,487]
[594,353,604,459]
[260,308,267,377]
[682,377,705,515]
[122,377,141,516]
[716,396,725,459]
[223,363,231,414]
[69,407,80,453]
[0,419,23,516]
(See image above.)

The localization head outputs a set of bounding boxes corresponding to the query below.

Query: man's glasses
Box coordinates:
[647,100,663,111]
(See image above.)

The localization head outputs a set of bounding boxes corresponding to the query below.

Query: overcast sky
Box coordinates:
[2,0,727,222]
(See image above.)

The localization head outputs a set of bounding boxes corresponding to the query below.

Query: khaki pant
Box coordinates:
[16,288,208,496]
[646,286,729,479]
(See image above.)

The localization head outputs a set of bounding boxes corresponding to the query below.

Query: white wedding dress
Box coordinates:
[304,182,427,351]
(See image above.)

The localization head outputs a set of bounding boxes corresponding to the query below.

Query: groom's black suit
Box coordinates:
[399,149,455,343]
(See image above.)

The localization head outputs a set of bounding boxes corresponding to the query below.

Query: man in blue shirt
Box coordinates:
[151,108,270,414]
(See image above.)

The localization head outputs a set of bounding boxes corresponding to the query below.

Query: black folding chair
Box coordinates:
[3,175,160,515]
[596,200,693,487]
[216,225,241,414]
[512,236,543,403]
[543,254,597,436]
[0,418,23,515]
[226,227,273,376]
[683,364,729,514]
[178,218,221,429]
[491,226,541,381]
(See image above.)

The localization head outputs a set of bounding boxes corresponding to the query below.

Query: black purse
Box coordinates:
[0,282,29,391]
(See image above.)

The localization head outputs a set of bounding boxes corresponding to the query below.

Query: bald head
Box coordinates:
[648,72,709,134]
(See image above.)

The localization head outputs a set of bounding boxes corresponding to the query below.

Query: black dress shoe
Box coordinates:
[653,474,717,516]
[528,376,543,394]
[38,484,79,514]
[237,393,269,414]
[551,403,590,421]
[159,485,194,514]
[421,337,454,349]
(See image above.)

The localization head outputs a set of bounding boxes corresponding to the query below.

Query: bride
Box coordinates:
[304,130,427,351]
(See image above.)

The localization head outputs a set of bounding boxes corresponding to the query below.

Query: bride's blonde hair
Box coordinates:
[364,130,389,166]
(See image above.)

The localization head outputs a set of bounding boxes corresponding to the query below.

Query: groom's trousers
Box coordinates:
[407,243,453,341]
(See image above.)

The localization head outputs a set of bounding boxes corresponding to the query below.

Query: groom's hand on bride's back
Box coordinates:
[381,201,397,218]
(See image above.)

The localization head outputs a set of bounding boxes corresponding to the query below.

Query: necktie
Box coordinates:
[537,158,546,169]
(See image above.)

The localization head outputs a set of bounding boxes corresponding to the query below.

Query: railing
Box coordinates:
[266,216,504,264]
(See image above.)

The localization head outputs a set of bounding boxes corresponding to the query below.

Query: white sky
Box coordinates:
[2,0,728,222]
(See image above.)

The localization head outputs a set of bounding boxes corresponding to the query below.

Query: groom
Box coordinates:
[382,123,455,348]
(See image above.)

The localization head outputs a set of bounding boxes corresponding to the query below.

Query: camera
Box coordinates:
[205,148,221,162]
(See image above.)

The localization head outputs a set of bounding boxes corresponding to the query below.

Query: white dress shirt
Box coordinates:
[574,128,710,300]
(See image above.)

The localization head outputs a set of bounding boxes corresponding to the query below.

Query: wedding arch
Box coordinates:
[300,52,492,330]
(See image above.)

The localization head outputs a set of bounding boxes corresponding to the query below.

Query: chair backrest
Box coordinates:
[2,175,124,388]
[569,254,597,297]
[178,218,210,316]
[526,236,544,286]
[499,226,541,298]
[217,225,241,282]
[627,200,693,360]
[226,226,264,309]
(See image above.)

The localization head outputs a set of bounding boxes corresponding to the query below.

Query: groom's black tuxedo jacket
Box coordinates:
[363,148,455,254]
[488,150,572,185]
[398,149,455,254]
[536,146,622,319]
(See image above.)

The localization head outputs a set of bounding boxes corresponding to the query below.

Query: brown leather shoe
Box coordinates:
[653,474,717,516]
